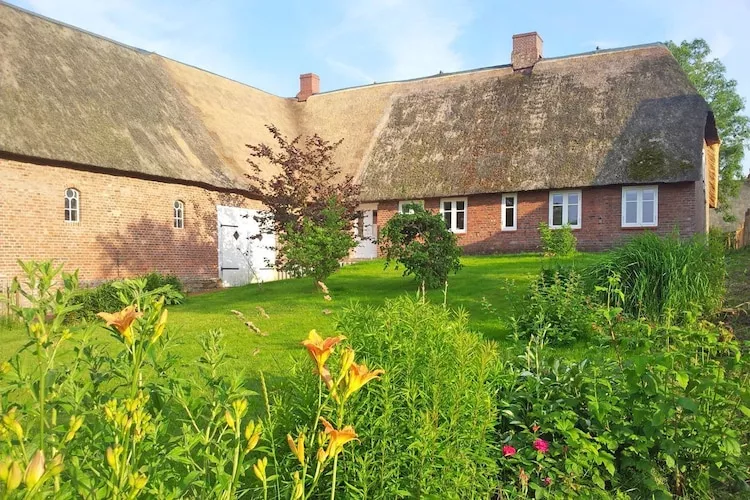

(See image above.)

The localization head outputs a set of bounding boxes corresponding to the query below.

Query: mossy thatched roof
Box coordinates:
[1,2,715,200]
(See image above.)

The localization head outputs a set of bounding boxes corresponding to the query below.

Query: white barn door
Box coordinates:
[353,210,378,259]
[217,206,276,287]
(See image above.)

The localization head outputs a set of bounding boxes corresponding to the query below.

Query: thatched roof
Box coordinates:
[1,2,715,200]
[301,45,714,201]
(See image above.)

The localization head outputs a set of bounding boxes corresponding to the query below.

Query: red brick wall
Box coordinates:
[375,182,701,254]
[0,158,261,289]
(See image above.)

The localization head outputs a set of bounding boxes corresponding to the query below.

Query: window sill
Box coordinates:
[501,227,517,232]
[621,225,658,230]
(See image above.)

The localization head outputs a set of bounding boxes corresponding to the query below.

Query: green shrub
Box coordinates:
[538,223,577,257]
[514,268,594,343]
[494,316,750,498]
[278,201,357,283]
[379,204,462,288]
[71,272,185,321]
[590,232,725,321]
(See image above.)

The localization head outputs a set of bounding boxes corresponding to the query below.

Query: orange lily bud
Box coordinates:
[6,461,22,492]
[2,413,23,441]
[252,457,267,482]
[0,458,9,482]
[232,399,248,419]
[24,450,45,488]
[339,348,356,380]
[131,472,147,490]
[316,448,328,463]
[151,309,168,343]
[287,432,305,465]
[48,454,64,476]
[224,410,235,431]
[244,421,256,441]
[106,447,116,471]
[0,361,10,375]
[292,471,304,499]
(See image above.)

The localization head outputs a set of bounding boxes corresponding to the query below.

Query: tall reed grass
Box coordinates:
[590,232,725,321]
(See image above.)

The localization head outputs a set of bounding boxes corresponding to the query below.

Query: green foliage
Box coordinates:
[379,204,462,288]
[538,223,577,257]
[278,200,357,283]
[493,313,750,498]
[668,39,750,216]
[70,272,184,322]
[513,267,594,344]
[279,297,499,498]
[590,232,726,321]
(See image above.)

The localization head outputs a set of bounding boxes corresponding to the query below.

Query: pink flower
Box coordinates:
[543,477,552,486]
[533,438,549,453]
[502,445,516,457]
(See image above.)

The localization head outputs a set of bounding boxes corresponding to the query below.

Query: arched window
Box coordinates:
[64,188,79,222]
[173,200,184,228]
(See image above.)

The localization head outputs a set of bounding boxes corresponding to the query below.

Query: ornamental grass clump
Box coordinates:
[590,232,725,322]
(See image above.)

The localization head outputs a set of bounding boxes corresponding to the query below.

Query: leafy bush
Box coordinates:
[590,232,725,321]
[538,223,577,256]
[513,267,594,343]
[70,272,184,321]
[278,200,357,282]
[380,204,462,288]
[276,297,499,498]
[494,314,750,498]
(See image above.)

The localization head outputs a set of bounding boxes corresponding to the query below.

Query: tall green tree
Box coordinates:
[668,39,749,219]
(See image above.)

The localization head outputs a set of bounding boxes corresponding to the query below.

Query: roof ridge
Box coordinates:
[1,0,152,55]
[0,0,288,99]
[312,42,667,98]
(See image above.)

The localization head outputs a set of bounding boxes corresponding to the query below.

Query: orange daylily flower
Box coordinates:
[301,330,346,375]
[319,417,358,457]
[343,362,385,401]
[98,306,142,344]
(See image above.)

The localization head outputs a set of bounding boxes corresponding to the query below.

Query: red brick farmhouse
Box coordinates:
[0,2,720,289]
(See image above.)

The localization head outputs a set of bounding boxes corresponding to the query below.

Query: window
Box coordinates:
[548,190,581,229]
[398,200,424,214]
[621,186,658,228]
[64,188,79,222]
[501,193,517,231]
[173,200,184,228]
[440,197,467,233]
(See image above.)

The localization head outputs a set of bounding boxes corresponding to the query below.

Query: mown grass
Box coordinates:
[0,253,604,379]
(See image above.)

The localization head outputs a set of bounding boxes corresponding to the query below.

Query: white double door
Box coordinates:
[217,205,276,287]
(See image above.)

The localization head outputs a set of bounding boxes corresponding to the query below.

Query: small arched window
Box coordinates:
[173,200,184,228]
[64,188,79,222]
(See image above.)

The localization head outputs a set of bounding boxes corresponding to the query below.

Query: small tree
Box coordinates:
[538,223,577,257]
[245,125,361,280]
[246,125,360,239]
[380,204,462,288]
[279,201,357,283]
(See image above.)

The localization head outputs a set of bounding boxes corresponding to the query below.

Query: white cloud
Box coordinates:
[319,0,473,82]
[15,0,282,92]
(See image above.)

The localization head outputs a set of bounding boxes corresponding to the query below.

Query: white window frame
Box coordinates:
[398,200,424,214]
[548,190,582,229]
[64,188,80,223]
[439,197,468,234]
[621,186,658,228]
[501,193,517,231]
[174,200,185,229]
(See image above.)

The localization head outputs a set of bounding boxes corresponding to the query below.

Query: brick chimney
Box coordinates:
[296,73,320,102]
[511,32,543,73]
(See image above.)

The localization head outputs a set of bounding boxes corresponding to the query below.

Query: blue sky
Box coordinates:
[9,0,750,173]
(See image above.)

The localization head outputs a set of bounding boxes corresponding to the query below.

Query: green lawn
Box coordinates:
[1,253,604,379]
